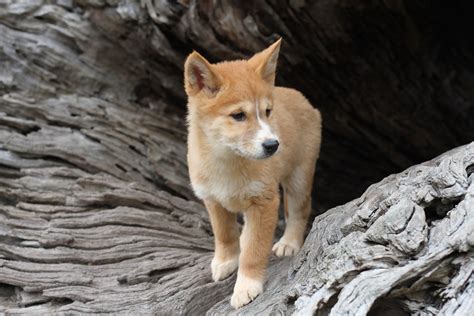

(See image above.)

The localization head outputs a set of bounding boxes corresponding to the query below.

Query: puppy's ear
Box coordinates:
[184,52,221,97]
[249,38,282,85]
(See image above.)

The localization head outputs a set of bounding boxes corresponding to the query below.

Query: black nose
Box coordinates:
[262,139,279,155]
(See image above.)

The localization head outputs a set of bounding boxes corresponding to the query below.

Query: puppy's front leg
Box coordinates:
[204,199,240,281]
[230,194,279,309]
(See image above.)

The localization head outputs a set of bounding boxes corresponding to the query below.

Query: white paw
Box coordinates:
[211,256,239,281]
[272,237,301,257]
[230,275,263,309]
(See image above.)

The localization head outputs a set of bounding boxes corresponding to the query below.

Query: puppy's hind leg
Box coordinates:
[273,166,313,256]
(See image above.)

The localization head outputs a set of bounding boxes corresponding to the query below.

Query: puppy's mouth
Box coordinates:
[232,147,279,160]
[257,151,278,160]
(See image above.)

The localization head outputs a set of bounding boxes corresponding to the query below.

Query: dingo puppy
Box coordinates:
[184,39,322,309]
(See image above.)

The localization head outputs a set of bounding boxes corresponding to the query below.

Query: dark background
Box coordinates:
[127,0,474,211]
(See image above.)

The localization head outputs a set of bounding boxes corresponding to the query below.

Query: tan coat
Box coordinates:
[184,39,322,309]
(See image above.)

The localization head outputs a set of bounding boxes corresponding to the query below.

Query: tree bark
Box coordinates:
[2,0,473,210]
[0,0,473,315]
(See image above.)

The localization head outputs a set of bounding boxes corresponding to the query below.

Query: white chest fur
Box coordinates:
[191,161,265,210]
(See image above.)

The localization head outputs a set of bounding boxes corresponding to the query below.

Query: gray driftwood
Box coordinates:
[0,1,473,315]
[1,128,473,314]
[2,0,473,211]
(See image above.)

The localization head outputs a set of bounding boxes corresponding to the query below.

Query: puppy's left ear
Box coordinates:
[249,38,282,85]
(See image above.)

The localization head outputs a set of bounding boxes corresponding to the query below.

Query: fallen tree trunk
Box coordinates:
[2,0,473,211]
[0,137,472,314]
[0,1,473,315]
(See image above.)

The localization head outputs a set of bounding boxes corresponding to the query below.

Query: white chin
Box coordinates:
[233,149,270,160]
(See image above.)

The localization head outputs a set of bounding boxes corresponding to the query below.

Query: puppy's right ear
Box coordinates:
[184,52,220,97]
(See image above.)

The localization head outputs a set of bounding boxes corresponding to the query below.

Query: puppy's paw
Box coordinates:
[211,256,238,281]
[272,237,301,257]
[230,275,263,309]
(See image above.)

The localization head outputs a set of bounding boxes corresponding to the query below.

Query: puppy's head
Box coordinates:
[184,39,282,160]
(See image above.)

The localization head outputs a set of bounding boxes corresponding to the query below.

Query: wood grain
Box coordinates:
[0,1,473,314]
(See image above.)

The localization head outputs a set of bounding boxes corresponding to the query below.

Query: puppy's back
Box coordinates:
[274,87,322,142]
[273,87,322,175]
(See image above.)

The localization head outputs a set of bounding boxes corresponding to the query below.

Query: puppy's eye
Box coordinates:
[266,109,272,117]
[231,112,246,121]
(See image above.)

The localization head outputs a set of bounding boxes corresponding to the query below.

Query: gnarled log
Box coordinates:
[2,0,473,210]
[0,1,473,315]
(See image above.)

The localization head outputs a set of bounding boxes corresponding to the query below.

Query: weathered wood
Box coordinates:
[0,136,472,314]
[3,0,473,210]
[0,1,473,315]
